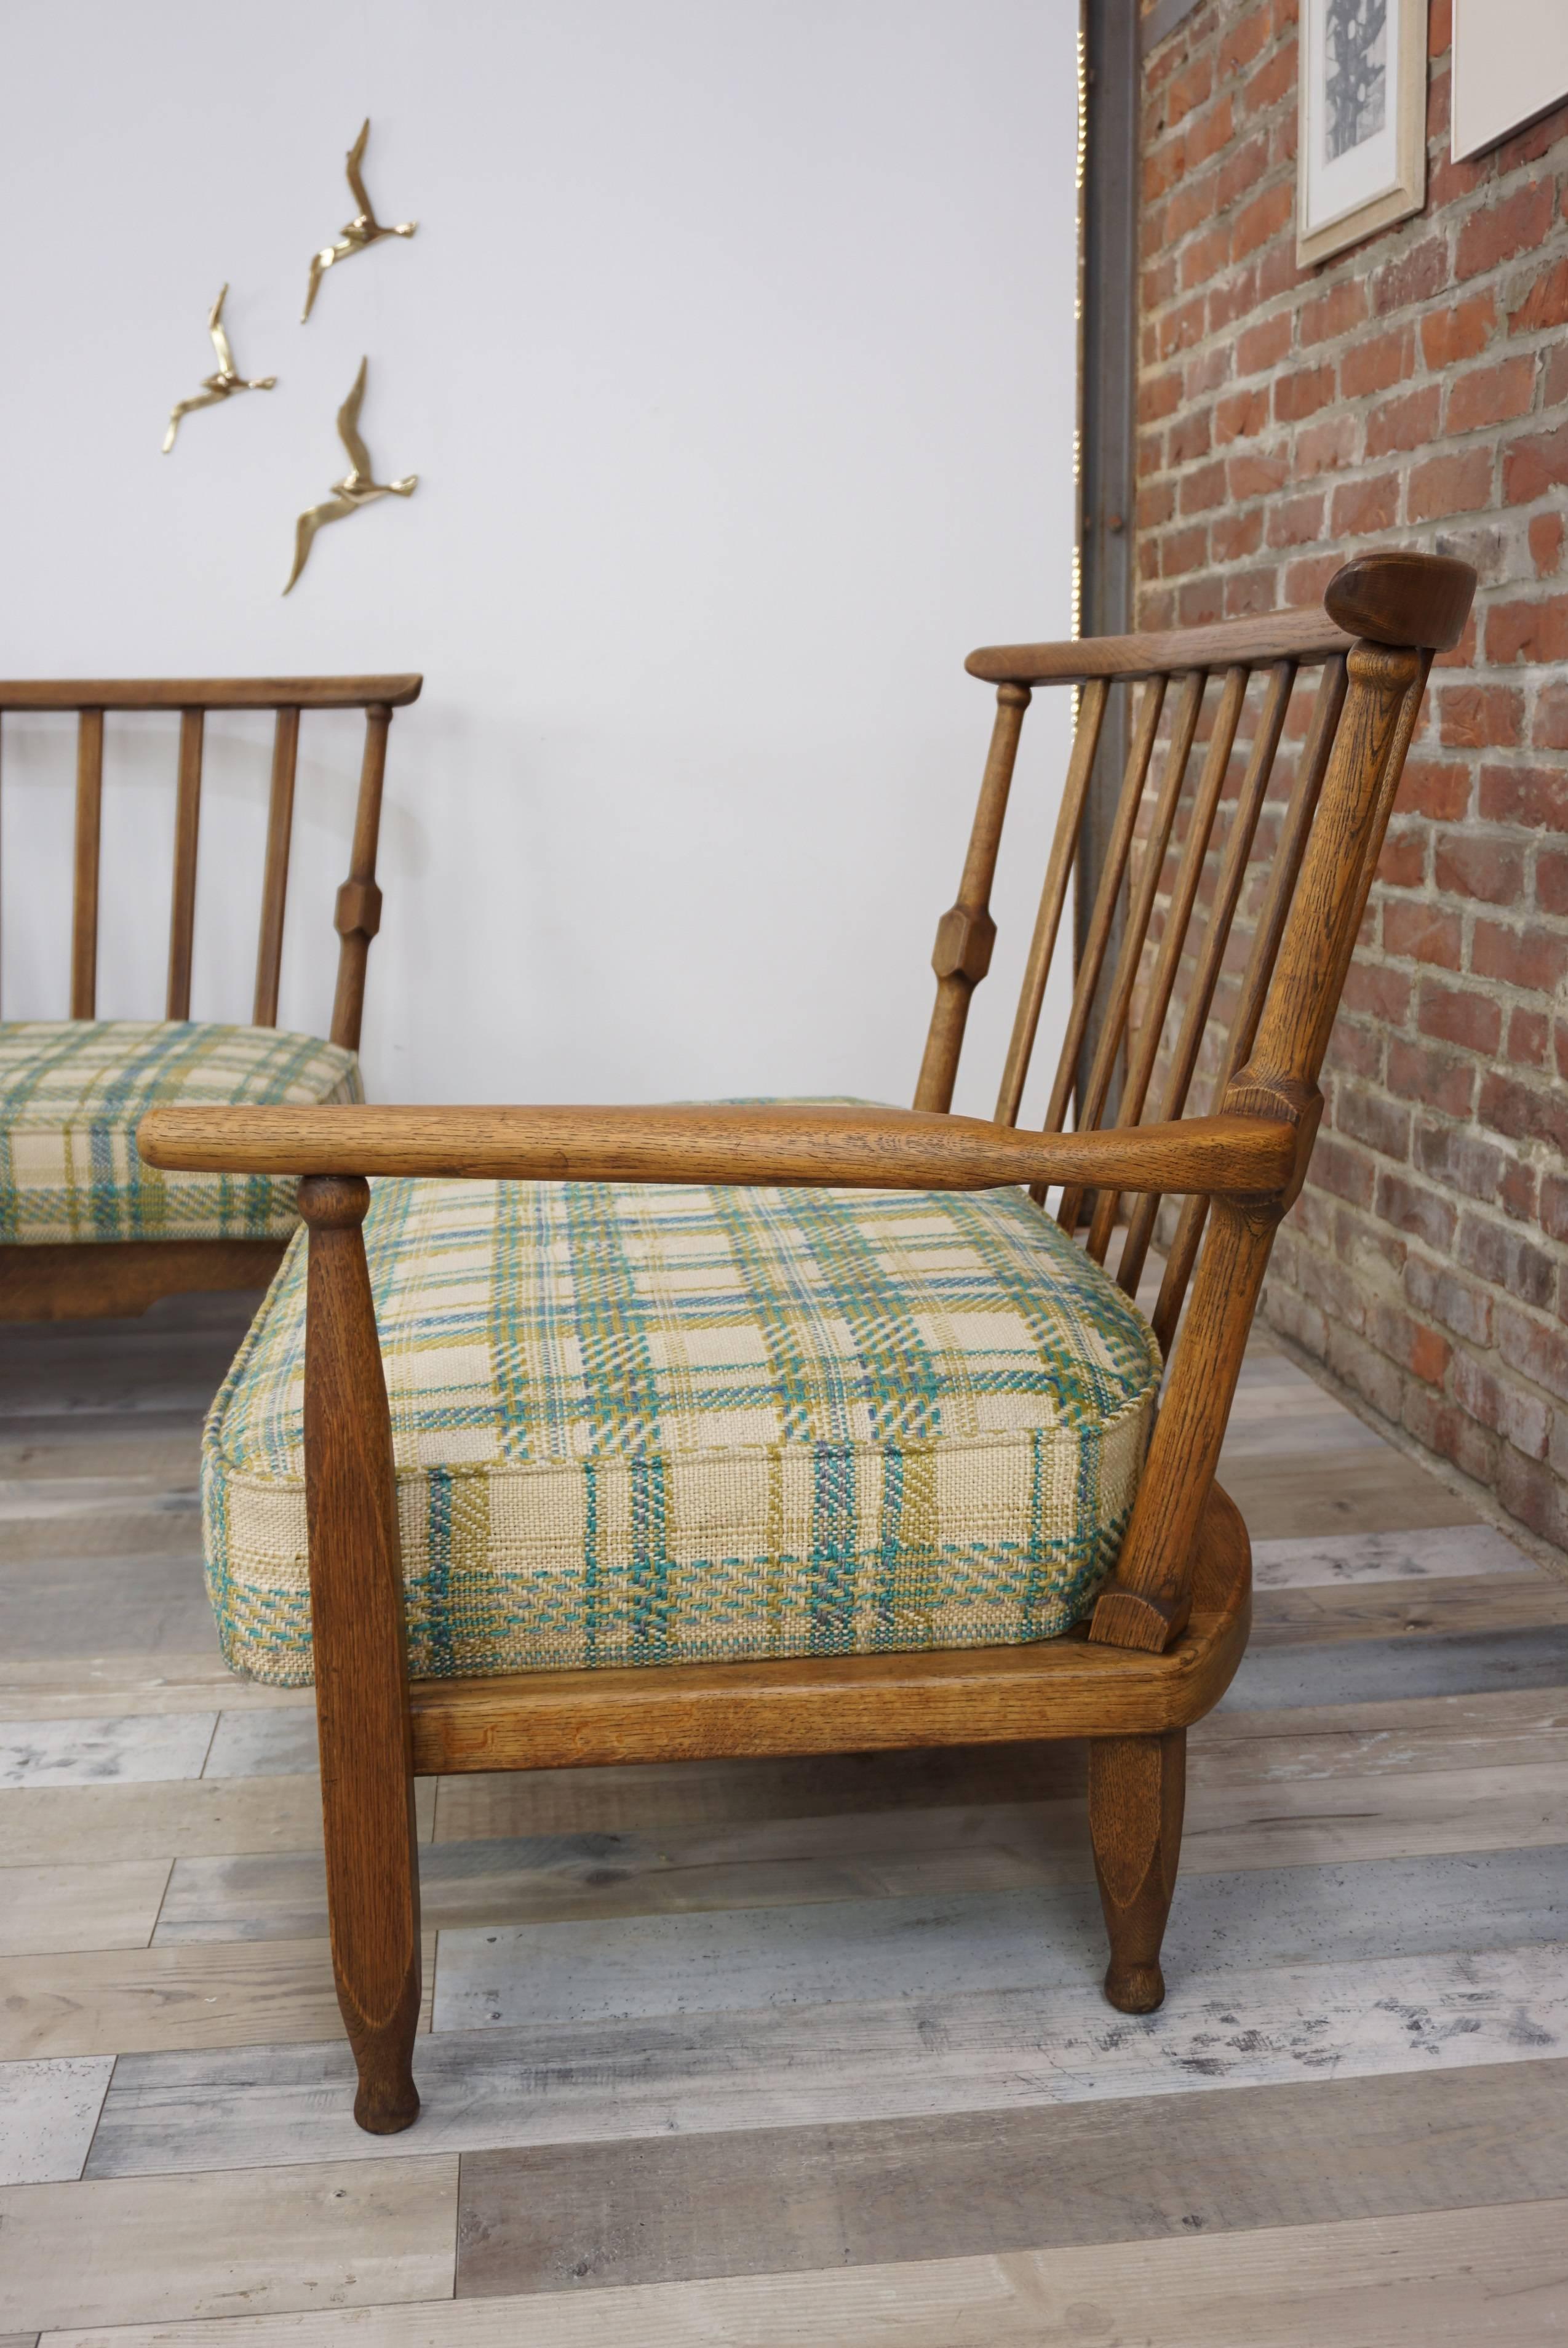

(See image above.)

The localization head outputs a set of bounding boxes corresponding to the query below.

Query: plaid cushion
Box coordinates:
[0,1020,362,1245]
[204,1164,1163,1685]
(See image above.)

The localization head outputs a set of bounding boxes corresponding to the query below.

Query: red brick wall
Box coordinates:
[1137,0,1568,1549]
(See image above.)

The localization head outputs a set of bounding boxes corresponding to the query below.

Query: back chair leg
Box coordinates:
[1087,1727,1185,2015]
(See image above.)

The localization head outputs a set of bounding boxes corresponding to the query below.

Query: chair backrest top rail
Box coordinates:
[965,610,1355,687]
[0,676,423,712]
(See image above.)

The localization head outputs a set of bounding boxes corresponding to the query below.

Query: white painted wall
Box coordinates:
[0,0,1080,1117]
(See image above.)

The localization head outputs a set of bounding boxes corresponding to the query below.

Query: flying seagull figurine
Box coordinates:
[283,356,417,594]
[301,118,418,322]
[162,286,277,453]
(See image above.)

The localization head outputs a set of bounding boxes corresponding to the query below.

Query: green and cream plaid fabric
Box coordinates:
[204,1163,1163,1685]
[0,1021,362,1245]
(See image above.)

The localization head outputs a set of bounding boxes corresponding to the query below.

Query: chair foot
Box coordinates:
[353,2061,421,2136]
[1103,1959,1166,2015]
[330,1838,424,2137]
[1088,1727,1185,2017]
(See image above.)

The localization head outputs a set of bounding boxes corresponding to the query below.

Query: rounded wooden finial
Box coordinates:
[298,1172,371,1228]
[1324,550,1476,653]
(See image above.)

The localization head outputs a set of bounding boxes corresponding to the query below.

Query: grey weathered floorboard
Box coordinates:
[43,2202,1568,2348]
[202,1711,320,1781]
[0,1859,170,1957]
[1251,1525,1535,1587]
[0,1776,436,1868]
[0,2056,113,2186]
[86,1936,1568,2178]
[1219,1447,1478,1539]
[0,1712,215,1787]
[1220,1624,1568,1709]
[0,1551,213,1661]
[0,1426,200,1480]
[153,1757,1568,1941]
[0,1471,198,1522]
[0,1653,306,1724]
[0,2155,456,2330]
[452,2055,1568,2296]
[1248,1573,1568,1648]
[431,1844,1568,2034]
[1219,1409,1387,1460]
[1198,1687,1568,1779]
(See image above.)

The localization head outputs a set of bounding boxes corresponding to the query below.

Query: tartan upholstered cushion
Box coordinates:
[0,1021,362,1245]
[203,1167,1163,1685]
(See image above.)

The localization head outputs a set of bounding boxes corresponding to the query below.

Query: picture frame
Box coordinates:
[1297,0,1429,268]
[1452,0,1568,161]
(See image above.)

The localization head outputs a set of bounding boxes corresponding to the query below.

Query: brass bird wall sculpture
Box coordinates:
[162,286,277,453]
[283,356,417,594]
[301,119,418,322]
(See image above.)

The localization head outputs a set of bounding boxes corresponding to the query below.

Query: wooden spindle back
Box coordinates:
[0,676,421,1053]
[921,556,1473,1367]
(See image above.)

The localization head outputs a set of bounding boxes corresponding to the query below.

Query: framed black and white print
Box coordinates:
[1297,0,1428,266]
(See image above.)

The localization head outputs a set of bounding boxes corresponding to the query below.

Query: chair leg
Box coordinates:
[317,1692,423,2134]
[1088,1727,1185,2015]
[301,1172,422,2134]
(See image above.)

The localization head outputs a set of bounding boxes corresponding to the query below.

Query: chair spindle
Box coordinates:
[70,711,105,1020]
[993,677,1110,1128]
[1084,664,1249,1264]
[915,682,1031,1114]
[1152,653,1349,1354]
[1056,666,1208,1242]
[166,709,205,1021]
[1115,658,1296,1304]
[1038,674,1168,1149]
[330,705,392,1055]
[1095,635,1430,1654]
[254,708,301,1029]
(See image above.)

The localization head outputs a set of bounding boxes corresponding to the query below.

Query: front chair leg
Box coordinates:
[1088,1728,1185,2015]
[301,1174,421,2134]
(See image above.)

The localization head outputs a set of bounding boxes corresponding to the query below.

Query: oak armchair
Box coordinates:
[141,549,1474,2135]
[0,675,420,1319]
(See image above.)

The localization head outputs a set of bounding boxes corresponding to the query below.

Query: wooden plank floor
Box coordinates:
[0,1293,1563,2341]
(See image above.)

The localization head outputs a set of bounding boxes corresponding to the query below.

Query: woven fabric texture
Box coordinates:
[204,1167,1163,1686]
[0,1020,362,1245]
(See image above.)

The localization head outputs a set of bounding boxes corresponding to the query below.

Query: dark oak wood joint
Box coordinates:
[334,879,384,941]
[930,903,997,986]
[298,1172,372,1229]
[1088,1583,1192,1654]
[1324,551,1475,653]
[1217,1071,1324,1212]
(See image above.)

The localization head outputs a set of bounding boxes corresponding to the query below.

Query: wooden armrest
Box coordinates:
[138,1101,1297,1197]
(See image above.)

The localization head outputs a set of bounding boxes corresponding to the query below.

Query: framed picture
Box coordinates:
[1297,0,1428,268]
[1452,0,1568,161]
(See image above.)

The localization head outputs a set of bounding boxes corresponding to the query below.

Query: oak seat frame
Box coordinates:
[0,676,421,1320]
[140,550,1474,2136]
